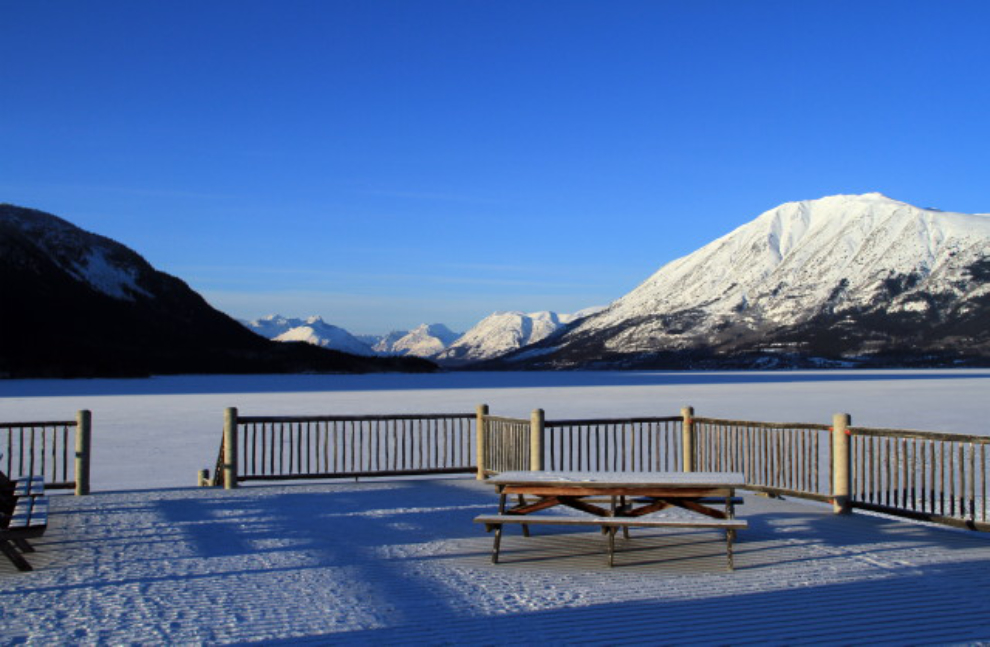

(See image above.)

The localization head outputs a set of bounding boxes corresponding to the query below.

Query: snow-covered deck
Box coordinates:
[3,477,990,645]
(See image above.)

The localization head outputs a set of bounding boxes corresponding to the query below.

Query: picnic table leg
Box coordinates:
[619,496,630,539]
[726,528,736,572]
[491,488,507,564]
[517,495,530,538]
[607,526,617,567]
[0,538,33,572]
[491,524,503,564]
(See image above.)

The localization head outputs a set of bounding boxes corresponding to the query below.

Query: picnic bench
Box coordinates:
[475,471,748,570]
[1,471,49,572]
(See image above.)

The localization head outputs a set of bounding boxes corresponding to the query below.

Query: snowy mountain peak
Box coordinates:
[243,314,304,339]
[380,323,461,358]
[436,310,585,364]
[506,194,990,368]
[273,320,376,356]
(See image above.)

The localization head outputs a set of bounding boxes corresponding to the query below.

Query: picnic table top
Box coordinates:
[487,471,746,489]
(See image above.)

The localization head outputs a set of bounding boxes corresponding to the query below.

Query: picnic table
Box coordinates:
[475,470,747,569]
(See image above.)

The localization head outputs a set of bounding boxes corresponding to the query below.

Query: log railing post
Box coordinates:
[682,406,695,472]
[75,409,92,495]
[476,404,489,479]
[530,409,545,471]
[223,407,239,489]
[832,412,852,514]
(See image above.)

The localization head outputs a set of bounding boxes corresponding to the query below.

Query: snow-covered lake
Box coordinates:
[2,370,989,493]
[4,370,990,644]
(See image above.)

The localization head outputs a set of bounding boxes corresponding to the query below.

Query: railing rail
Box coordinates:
[545,417,682,472]
[218,410,477,486]
[0,410,91,494]
[850,426,989,531]
[694,417,833,502]
[481,416,531,476]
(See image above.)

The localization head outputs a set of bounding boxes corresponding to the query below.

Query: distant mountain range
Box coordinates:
[242,309,602,365]
[490,193,990,369]
[0,205,434,378]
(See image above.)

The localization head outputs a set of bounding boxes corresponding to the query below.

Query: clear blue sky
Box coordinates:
[3,1,989,334]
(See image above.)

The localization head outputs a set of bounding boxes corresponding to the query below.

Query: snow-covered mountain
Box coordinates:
[243,316,461,359]
[243,315,376,356]
[242,314,303,339]
[376,324,461,357]
[274,318,377,357]
[436,311,573,364]
[499,193,990,369]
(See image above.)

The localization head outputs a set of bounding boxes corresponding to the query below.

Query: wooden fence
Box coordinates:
[477,407,988,533]
[206,404,989,534]
[210,408,477,487]
[692,417,833,502]
[480,414,536,476]
[544,417,683,473]
[0,410,91,494]
[848,426,989,532]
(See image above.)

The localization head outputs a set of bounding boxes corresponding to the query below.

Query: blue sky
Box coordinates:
[3,1,990,334]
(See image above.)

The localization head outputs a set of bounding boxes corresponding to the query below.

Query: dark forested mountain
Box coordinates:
[491,194,990,369]
[0,204,435,377]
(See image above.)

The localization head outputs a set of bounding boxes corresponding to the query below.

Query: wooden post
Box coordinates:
[832,412,852,514]
[530,409,545,471]
[75,409,92,495]
[681,406,695,472]
[476,404,489,479]
[223,407,239,489]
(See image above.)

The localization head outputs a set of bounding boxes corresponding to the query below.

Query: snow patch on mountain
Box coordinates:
[1,204,153,302]
[69,249,151,301]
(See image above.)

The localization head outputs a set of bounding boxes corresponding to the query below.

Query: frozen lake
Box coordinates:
[2,370,989,492]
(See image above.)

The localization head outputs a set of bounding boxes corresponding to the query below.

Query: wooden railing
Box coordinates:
[480,415,533,476]
[0,410,91,494]
[545,417,682,472]
[207,403,990,535]
[693,417,833,502]
[850,427,989,531]
[213,408,477,486]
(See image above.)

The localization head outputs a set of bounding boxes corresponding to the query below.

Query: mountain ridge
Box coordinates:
[0,204,435,377]
[490,193,990,369]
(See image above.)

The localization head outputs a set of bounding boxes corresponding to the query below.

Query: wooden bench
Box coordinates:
[1,474,49,572]
[475,513,748,570]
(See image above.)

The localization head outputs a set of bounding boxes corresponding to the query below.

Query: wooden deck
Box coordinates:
[2,478,989,644]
